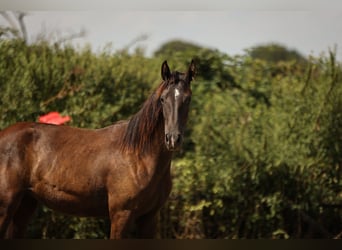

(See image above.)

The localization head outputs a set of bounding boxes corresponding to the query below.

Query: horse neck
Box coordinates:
[120,92,172,160]
[122,104,173,178]
[150,118,173,158]
[143,120,173,171]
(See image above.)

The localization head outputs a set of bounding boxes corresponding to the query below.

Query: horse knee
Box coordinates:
[109,210,133,239]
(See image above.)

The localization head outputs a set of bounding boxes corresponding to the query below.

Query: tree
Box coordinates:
[154,39,203,58]
[247,43,306,63]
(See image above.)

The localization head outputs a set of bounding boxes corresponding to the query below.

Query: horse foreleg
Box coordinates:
[109,209,133,239]
[0,212,12,238]
[5,194,37,238]
[0,193,23,238]
[135,212,158,238]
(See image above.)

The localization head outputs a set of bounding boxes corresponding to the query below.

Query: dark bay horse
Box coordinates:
[0,60,196,239]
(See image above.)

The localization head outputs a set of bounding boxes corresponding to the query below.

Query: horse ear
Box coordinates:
[186,59,196,83]
[161,60,171,80]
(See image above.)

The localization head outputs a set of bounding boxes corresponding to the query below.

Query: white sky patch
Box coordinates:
[1,10,341,60]
[2,0,341,11]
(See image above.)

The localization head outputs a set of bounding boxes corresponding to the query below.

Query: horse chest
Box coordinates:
[132,168,172,216]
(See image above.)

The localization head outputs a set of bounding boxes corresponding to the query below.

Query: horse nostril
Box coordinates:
[165,134,181,149]
[176,134,181,144]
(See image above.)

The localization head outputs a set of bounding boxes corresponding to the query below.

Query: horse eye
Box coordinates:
[160,97,165,104]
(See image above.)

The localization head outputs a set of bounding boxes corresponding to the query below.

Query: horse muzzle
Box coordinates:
[165,133,182,151]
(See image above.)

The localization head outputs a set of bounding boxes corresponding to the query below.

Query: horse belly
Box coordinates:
[29,182,109,217]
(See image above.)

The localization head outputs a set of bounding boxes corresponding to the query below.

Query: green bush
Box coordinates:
[167,51,342,238]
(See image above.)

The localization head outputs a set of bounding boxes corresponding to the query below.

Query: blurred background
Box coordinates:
[0,9,341,238]
[2,11,342,60]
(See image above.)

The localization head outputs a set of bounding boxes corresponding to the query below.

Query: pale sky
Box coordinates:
[1,7,342,60]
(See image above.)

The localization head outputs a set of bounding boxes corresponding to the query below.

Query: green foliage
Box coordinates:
[0,35,341,238]
[0,39,158,129]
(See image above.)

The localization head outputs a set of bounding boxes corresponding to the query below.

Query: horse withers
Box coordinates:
[0,60,196,238]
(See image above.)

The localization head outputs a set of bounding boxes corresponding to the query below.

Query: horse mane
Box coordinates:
[120,81,168,154]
